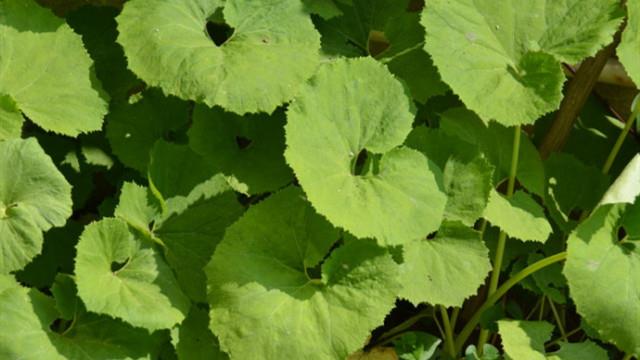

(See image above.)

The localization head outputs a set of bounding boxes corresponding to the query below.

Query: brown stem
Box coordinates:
[539,32,622,159]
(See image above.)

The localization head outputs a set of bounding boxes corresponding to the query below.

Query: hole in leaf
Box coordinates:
[618,226,628,241]
[206,21,234,46]
[49,318,73,334]
[351,149,369,176]
[235,136,253,150]
[110,259,129,273]
[305,263,322,280]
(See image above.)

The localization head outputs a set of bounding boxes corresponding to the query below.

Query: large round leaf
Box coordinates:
[564,204,640,355]
[75,218,190,331]
[285,57,446,245]
[206,187,400,359]
[0,138,72,273]
[0,0,108,137]
[189,105,292,194]
[422,0,624,125]
[117,0,320,114]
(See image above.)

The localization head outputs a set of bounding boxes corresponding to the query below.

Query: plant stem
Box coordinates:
[450,307,460,330]
[538,295,546,321]
[439,306,457,358]
[477,125,522,352]
[374,310,431,346]
[545,327,582,349]
[622,354,634,360]
[602,96,640,175]
[455,252,568,353]
[548,299,567,340]
[538,35,621,159]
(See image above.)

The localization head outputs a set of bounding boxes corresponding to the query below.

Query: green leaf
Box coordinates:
[117,0,320,114]
[564,204,640,355]
[498,320,553,360]
[0,0,108,136]
[0,274,163,359]
[398,222,491,307]
[547,341,609,360]
[155,176,244,302]
[442,156,494,226]
[106,89,190,173]
[302,0,343,19]
[114,182,158,236]
[484,190,552,243]
[66,6,141,102]
[0,138,72,273]
[618,0,640,86]
[188,106,292,194]
[206,187,400,359]
[75,218,190,331]
[314,0,447,103]
[171,307,229,360]
[600,154,640,205]
[405,125,478,170]
[544,153,610,231]
[464,344,500,360]
[422,0,624,125]
[0,94,22,140]
[439,108,546,196]
[392,331,441,360]
[149,140,216,199]
[285,58,446,245]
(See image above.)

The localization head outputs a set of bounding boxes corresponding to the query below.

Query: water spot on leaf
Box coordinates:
[465,32,478,42]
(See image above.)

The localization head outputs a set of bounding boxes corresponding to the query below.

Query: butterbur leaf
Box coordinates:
[114,182,158,236]
[285,58,446,245]
[464,344,500,360]
[106,89,190,173]
[0,0,108,137]
[206,187,401,359]
[149,140,216,199]
[0,138,72,273]
[484,190,552,243]
[600,154,640,205]
[188,106,292,194]
[405,126,478,170]
[155,176,244,302]
[398,222,491,307]
[439,108,546,196]
[75,218,190,331]
[498,320,552,360]
[0,94,22,140]
[392,331,441,360]
[544,153,610,231]
[302,0,342,19]
[442,156,494,226]
[547,341,609,360]
[117,0,320,114]
[314,0,447,103]
[422,0,624,125]
[618,0,640,86]
[0,274,164,359]
[171,307,229,360]
[564,204,640,355]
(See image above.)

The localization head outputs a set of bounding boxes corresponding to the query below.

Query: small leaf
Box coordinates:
[392,331,441,360]
[618,0,640,86]
[484,190,552,243]
[497,320,553,360]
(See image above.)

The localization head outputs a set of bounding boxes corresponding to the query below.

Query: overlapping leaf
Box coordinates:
[206,187,401,359]
[117,0,320,114]
[484,190,552,243]
[0,0,108,137]
[106,89,190,173]
[0,274,163,359]
[423,0,624,125]
[285,58,446,245]
[171,307,228,360]
[564,203,640,355]
[398,222,491,307]
[314,0,447,103]
[75,218,190,331]
[0,138,72,273]
[498,320,608,360]
[618,0,640,86]
[189,106,292,194]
